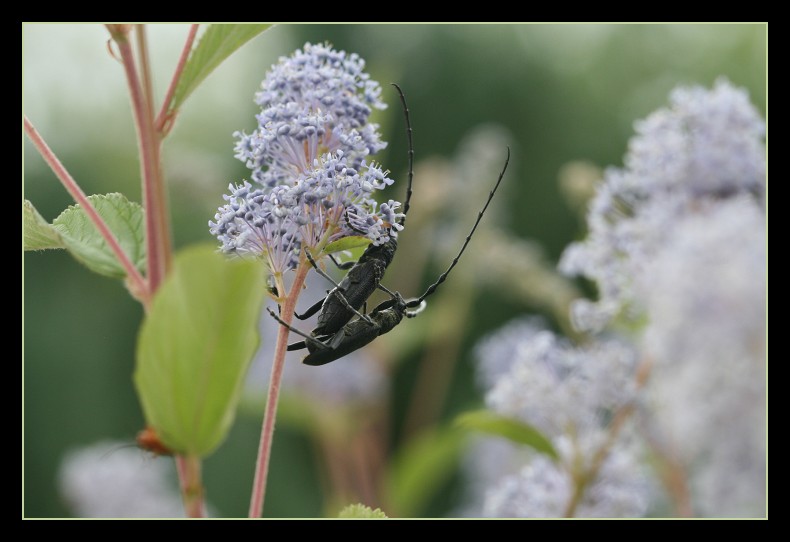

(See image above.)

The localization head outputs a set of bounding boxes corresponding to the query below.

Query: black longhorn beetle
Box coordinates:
[286,83,417,338]
[268,99,511,366]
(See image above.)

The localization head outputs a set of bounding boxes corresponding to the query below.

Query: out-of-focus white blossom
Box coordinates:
[640,196,766,517]
[560,79,765,331]
[485,329,639,441]
[464,79,765,518]
[483,445,650,518]
[466,320,650,518]
[58,442,184,518]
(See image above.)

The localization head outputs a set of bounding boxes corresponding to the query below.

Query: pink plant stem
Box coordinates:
[133,25,174,275]
[23,116,150,307]
[135,25,156,122]
[176,455,207,518]
[249,262,312,518]
[113,30,169,293]
[155,24,199,134]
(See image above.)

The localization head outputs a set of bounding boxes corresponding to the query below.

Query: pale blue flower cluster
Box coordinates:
[560,79,766,331]
[210,43,402,272]
[482,449,649,518]
[552,79,765,517]
[640,196,766,517]
[466,79,765,518]
[485,330,639,440]
[467,320,651,518]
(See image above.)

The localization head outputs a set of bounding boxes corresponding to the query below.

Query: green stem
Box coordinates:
[23,116,150,308]
[249,260,312,518]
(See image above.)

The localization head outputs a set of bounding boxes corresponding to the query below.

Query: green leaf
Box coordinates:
[386,427,466,518]
[455,410,559,460]
[134,245,266,457]
[169,24,271,114]
[321,235,372,256]
[338,504,388,519]
[50,193,146,279]
[23,200,64,250]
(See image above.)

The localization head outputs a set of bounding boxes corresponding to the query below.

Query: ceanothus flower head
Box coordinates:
[254,42,385,124]
[484,329,639,440]
[627,79,765,198]
[640,196,766,517]
[482,447,650,518]
[465,320,650,518]
[555,80,765,517]
[235,42,387,187]
[209,152,402,273]
[559,79,766,331]
[212,44,403,273]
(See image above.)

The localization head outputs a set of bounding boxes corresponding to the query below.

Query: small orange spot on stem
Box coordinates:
[136,426,173,456]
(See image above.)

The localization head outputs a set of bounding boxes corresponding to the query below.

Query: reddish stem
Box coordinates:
[155,24,199,135]
[23,116,150,307]
[176,455,206,518]
[113,29,169,293]
[135,25,174,275]
[135,25,156,123]
[249,262,311,518]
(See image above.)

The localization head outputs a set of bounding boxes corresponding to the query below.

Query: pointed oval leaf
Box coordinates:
[455,410,559,460]
[23,199,64,251]
[321,235,372,256]
[51,193,146,278]
[134,245,266,457]
[170,24,272,114]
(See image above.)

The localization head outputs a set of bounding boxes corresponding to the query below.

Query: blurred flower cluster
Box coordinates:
[559,79,765,332]
[467,79,766,518]
[209,42,403,273]
[468,319,652,518]
[59,442,186,518]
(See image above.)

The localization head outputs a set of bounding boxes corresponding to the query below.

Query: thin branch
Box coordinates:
[23,117,149,307]
[113,29,169,293]
[249,261,311,518]
[155,24,199,135]
[135,25,156,123]
[176,455,206,518]
[135,25,174,275]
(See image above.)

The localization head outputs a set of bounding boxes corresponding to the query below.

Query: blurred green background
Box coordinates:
[23,24,766,518]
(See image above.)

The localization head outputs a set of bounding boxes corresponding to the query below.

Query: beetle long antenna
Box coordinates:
[392,83,414,225]
[409,147,510,307]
